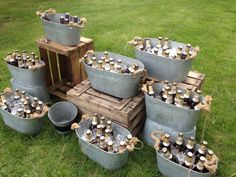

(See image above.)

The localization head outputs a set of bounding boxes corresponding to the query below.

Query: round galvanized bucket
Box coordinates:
[142,118,196,147]
[84,52,145,98]
[145,83,203,132]
[0,108,44,135]
[41,13,81,46]
[48,101,78,134]
[7,61,46,86]
[156,150,212,177]
[135,38,198,82]
[11,79,50,102]
[75,119,130,170]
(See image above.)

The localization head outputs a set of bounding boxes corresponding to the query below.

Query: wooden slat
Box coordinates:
[188,70,205,81]
[77,42,87,58]
[80,37,94,51]
[39,48,52,86]
[177,83,197,91]
[58,54,71,82]
[49,51,60,84]
[131,120,145,136]
[70,53,81,85]
[184,77,201,87]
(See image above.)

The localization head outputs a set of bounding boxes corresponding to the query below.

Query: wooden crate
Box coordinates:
[67,80,145,136]
[147,70,205,91]
[36,37,94,99]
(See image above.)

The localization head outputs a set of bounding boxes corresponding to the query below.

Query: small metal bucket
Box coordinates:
[142,118,196,147]
[84,52,145,98]
[11,79,50,102]
[41,13,81,46]
[145,83,203,132]
[48,101,78,134]
[75,119,130,170]
[135,38,198,82]
[0,108,44,135]
[156,148,212,177]
[7,61,46,87]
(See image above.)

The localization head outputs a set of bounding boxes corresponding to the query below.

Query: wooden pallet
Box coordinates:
[147,70,205,91]
[67,80,145,136]
[36,37,94,99]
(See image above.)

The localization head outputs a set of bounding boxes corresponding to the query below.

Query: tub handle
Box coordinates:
[71,122,80,130]
[125,137,144,152]
[67,17,87,28]
[195,95,212,112]
[150,130,165,151]
[127,36,144,47]
[36,8,56,18]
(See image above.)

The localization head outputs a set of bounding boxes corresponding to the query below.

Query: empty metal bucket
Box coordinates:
[145,83,203,132]
[134,38,199,82]
[48,101,78,134]
[142,118,196,147]
[41,13,82,46]
[84,52,145,98]
[11,79,50,102]
[75,119,130,170]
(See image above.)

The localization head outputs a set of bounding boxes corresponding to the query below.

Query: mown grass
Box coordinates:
[0,0,236,176]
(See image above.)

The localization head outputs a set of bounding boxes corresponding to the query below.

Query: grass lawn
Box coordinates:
[0,0,236,176]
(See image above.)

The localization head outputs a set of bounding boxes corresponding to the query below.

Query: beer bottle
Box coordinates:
[106,120,112,133]
[104,128,112,143]
[5,52,12,63]
[20,90,26,102]
[109,58,114,63]
[160,80,169,96]
[183,86,192,105]
[65,13,70,20]
[119,141,126,152]
[162,48,167,56]
[185,136,195,153]
[2,100,11,113]
[65,18,69,24]
[165,91,173,104]
[175,94,185,108]
[16,108,24,117]
[147,84,155,97]
[161,86,170,102]
[31,97,38,112]
[153,48,159,55]
[38,101,43,110]
[96,124,103,138]
[116,65,122,73]
[176,51,182,60]
[160,133,171,151]
[104,51,109,60]
[97,60,103,70]
[91,113,98,130]
[109,61,115,71]
[206,149,214,162]
[195,140,208,162]
[173,132,184,152]
[25,109,31,119]
[107,141,114,153]
[34,56,40,64]
[185,44,192,53]
[174,89,182,104]
[182,152,193,169]
[60,16,65,24]
[161,147,178,163]
[181,51,188,59]
[188,51,194,59]
[73,16,78,23]
[9,54,17,66]
[36,106,42,114]
[104,59,110,71]
[125,134,132,145]
[91,56,97,67]
[17,57,24,68]
[171,82,177,98]
[85,129,94,142]
[193,156,209,173]
[156,37,163,49]
[164,50,170,57]
[177,46,183,53]
[22,50,27,60]
[99,136,107,151]
[14,89,21,100]
[190,95,200,109]
[100,116,106,130]
[163,38,170,50]
[30,52,35,60]
[144,38,151,51]
[23,101,29,113]
[100,56,105,67]
[196,90,202,95]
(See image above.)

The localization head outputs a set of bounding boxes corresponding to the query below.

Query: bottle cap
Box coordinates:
[100,136,105,141]
[200,156,206,162]
[86,129,92,135]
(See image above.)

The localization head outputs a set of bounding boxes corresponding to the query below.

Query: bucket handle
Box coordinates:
[150,130,165,151]
[66,17,87,28]
[195,95,212,113]
[127,36,143,47]
[36,8,56,17]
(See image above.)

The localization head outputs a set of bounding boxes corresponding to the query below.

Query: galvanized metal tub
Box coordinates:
[0,108,44,135]
[41,13,81,46]
[145,83,203,132]
[84,52,145,98]
[7,61,47,86]
[143,118,196,147]
[135,38,197,82]
[75,119,130,170]
[11,79,50,102]
[48,101,78,134]
[156,148,212,177]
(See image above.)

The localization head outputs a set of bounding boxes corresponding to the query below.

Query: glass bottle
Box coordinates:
[156,37,163,49]
[25,109,31,119]
[36,106,42,114]
[119,141,126,152]
[65,13,70,20]
[96,124,103,138]
[16,108,24,117]
[160,133,171,151]
[193,156,209,173]
[206,149,214,162]
[147,84,155,97]
[116,65,122,73]
[110,61,115,71]
[31,97,38,112]
[91,56,97,68]
[173,132,184,152]
[60,16,65,24]
[182,152,193,169]
[177,46,183,53]
[99,136,107,151]
[107,141,114,153]
[181,51,188,59]
[100,116,106,130]
[125,134,132,145]
[161,86,170,102]
[84,129,94,142]
[163,38,170,50]
[195,140,208,162]
[73,16,78,23]
[98,60,103,70]
[176,51,182,60]
[185,136,195,153]
[185,44,192,53]
[106,120,112,133]
[183,86,192,105]
[171,82,177,98]
[100,56,105,67]
[165,91,173,104]
[144,38,152,51]
[14,89,21,100]
[164,50,170,57]
[104,128,112,143]
[161,147,178,163]
[190,95,200,109]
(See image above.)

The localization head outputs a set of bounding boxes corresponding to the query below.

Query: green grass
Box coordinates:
[0,0,236,176]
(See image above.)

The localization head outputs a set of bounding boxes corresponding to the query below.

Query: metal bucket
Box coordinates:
[7,61,46,87]
[41,13,81,46]
[142,118,196,147]
[48,101,78,134]
[135,38,197,82]
[0,108,44,135]
[11,79,50,102]
[145,83,203,132]
[75,119,130,170]
[156,149,212,177]
[84,52,145,98]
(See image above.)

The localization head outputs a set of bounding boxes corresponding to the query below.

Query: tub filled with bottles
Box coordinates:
[142,80,212,133]
[37,9,86,46]
[83,51,145,98]
[72,114,142,170]
[151,131,218,177]
[5,50,50,102]
[129,37,200,82]
[0,88,48,135]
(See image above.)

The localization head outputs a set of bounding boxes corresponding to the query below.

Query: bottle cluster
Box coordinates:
[146,80,202,110]
[0,89,45,118]
[5,50,43,69]
[58,13,81,25]
[138,37,194,60]
[83,51,140,74]
[159,132,215,173]
[82,114,133,153]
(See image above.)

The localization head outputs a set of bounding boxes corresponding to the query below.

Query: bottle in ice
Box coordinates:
[182,152,193,169]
